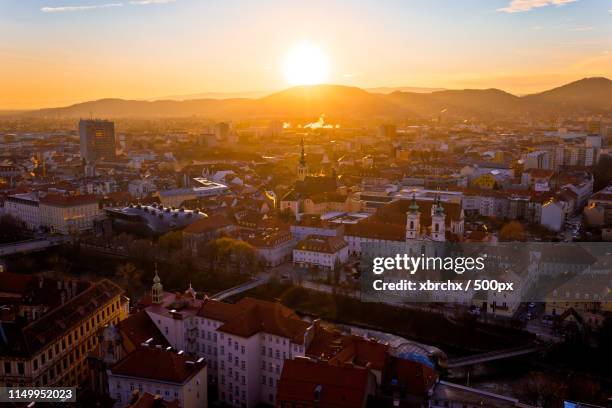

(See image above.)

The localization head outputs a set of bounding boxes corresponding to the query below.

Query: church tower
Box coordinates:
[297,138,308,181]
[431,194,446,242]
[152,264,163,304]
[406,193,421,240]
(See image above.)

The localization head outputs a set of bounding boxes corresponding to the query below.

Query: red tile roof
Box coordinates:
[372,199,462,227]
[110,347,205,384]
[183,214,234,234]
[217,298,309,343]
[306,328,388,371]
[0,272,33,295]
[117,311,170,350]
[277,358,372,408]
[345,221,405,242]
[127,392,180,408]
[295,235,348,254]
[40,193,99,207]
[200,297,309,343]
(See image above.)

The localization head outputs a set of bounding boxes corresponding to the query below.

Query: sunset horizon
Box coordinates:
[2,0,612,109]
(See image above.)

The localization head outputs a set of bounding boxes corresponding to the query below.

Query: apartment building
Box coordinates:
[293,235,349,271]
[39,194,100,234]
[585,185,612,227]
[4,192,101,234]
[108,347,207,408]
[0,273,127,388]
[4,192,41,230]
[142,275,315,408]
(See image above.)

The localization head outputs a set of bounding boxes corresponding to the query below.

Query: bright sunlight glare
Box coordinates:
[282,42,330,86]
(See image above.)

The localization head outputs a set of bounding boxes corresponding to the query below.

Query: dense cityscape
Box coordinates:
[1,1,612,407]
[1,86,611,407]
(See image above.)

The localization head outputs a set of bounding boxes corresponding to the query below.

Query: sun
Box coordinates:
[282,42,330,86]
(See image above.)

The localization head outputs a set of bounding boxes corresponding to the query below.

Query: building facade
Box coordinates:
[79,119,116,163]
[0,274,127,389]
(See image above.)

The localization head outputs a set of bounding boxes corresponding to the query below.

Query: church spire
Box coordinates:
[152,262,163,304]
[434,193,445,215]
[299,137,306,166]
[297,138,308,181]
[409,190,420,213]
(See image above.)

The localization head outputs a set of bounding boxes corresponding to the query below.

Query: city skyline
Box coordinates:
[1,0,612,109]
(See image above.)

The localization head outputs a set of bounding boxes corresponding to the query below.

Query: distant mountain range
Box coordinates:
[154,86,444,101]
[13,77,612,120]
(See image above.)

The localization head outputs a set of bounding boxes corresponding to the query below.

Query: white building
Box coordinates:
[243,229,296,267]
[4,193,41,230]
[107,347,207,408]
[293,235,349,271]
[158,179,229,207]
[128,179,157,199]
[143,275,315,408]
[39,194,100,234]
[289,216,345,242]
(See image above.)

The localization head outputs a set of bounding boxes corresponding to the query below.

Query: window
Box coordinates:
[241,346,245,354]
[17,362,24,375]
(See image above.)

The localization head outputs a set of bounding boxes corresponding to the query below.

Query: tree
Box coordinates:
[158,230,183,252]
[116,262,144,299]
[0,214,25,244]
[513,372,567,408]
[500,221,527,242]
[201,237,259,276]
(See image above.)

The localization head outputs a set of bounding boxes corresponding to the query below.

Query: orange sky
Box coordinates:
[1,0,611,109]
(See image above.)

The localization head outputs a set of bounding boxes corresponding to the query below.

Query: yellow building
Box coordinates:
[0,274,127,388]
[472,173,497,190]
[40,194,100,235]
[544,273,612,327]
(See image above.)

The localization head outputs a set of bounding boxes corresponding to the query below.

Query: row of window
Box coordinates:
[1,299,120,383]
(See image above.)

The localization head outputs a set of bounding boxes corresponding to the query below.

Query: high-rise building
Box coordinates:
[214,122,230,141]
[79,119,116,162]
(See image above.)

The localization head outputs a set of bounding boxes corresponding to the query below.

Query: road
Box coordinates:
[0,236,69,257]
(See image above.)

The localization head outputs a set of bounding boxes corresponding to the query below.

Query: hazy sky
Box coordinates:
[1,0,611,109]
